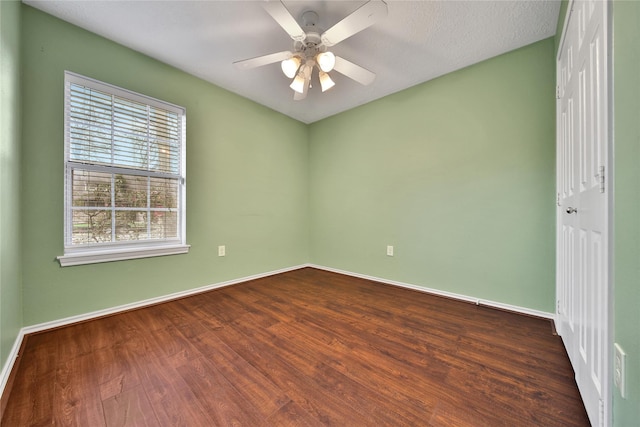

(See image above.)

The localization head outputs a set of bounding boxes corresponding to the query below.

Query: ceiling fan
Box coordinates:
[234,0,388,100]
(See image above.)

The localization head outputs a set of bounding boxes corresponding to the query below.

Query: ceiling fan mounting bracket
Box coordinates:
[301,10,319,28]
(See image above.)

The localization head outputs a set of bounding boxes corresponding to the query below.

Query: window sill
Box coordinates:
[57,244,190,267]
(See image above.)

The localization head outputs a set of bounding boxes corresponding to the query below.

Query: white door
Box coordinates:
[556,1,610,426]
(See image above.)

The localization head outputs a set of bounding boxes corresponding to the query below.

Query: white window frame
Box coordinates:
[57,72,189,267]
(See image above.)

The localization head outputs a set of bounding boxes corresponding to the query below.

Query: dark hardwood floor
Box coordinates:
[2,267,589,426]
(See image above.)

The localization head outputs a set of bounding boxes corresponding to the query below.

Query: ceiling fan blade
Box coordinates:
[263,1,306,42]
[293,90,306,101]
[320,0,388,47]
[333,56,376,86]
[233,51,292,70]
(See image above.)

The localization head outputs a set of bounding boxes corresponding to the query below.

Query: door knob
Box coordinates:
[566,207,577,214]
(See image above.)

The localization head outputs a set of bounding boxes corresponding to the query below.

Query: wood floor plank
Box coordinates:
[103,385,158,427]
[95,344,143,401]
[52,353,106,426]
[221,313,433,425]
[214,322,394,425]
[452,333,579,397]
[189,331,291,418]
[117,304,176,333]
[2,363,55,426]
[444,363,584,427]
[266,400,326,427]
[145,324,201,363]
[1,267,589,426]
[134,353,214,426]
[175,297,225,331]
[429,397,521,427]
[265,317,441,422]
[175,356,266,426]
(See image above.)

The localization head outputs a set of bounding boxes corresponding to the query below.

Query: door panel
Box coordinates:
[556,1,609,426]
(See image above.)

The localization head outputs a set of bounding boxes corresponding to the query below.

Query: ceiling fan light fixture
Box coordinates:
[290,73,306,93]
[316,51,336,72]
[281,56,302,78]
[235,1,387,100]
[319,71,335,92]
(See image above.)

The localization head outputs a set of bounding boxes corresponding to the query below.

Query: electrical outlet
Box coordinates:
[218,245,226,257]
[386,245,394,256]
[614,343,626,398]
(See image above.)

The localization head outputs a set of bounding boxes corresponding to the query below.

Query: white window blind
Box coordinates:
[59,72,188,266]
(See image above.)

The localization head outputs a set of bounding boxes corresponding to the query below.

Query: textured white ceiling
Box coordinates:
[23,0,560,124]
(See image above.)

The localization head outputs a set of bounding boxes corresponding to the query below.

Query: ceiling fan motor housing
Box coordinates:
[294,31,326,60]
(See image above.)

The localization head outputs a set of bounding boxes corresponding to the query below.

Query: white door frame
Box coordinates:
[555,0,613,426]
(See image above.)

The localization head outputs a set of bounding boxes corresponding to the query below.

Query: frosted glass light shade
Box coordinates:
[290,73,306,93]
[281,57,302,78]
[316,52,336,72]
[319,71,335,92]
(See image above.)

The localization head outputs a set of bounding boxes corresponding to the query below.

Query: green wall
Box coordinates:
[309,39,556,312]
[19,5,309,326]
[612,1,640,423]
[0,0,23,373]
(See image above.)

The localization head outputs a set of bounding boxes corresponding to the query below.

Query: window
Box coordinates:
[58,72,189,266]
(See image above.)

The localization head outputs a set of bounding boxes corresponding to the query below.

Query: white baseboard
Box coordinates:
[22,264,309,335]
[0,263,307,401]
[0,330,25,403]
[309,264,555,320]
